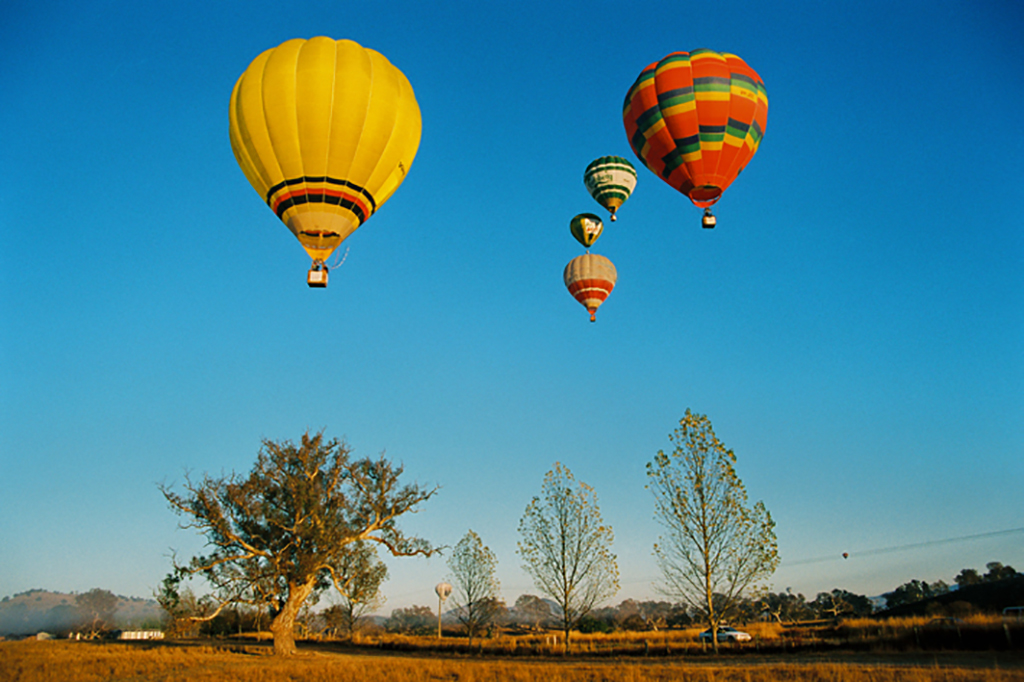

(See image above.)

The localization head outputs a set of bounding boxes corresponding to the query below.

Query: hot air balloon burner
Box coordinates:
[702,208,717,229]
[307,260,328,288]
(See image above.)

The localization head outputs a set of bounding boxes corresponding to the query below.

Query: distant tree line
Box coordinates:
[376,560,1021,636]
[879,561,1020,616]
[0,588,162,638]
[152,421,1019,656]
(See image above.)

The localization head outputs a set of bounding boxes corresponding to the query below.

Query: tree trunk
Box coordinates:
[270,582,315,656]
[704,564,719,655]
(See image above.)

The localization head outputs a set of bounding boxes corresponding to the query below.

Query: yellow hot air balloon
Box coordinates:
[229,37,422,287]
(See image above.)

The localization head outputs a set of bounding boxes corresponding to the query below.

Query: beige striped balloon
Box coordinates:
[564,254,617,322]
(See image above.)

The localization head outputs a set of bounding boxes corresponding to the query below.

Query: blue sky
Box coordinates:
[1,0,1021,613]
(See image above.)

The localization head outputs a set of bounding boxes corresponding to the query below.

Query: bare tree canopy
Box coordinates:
[447,529,501,644]
[646,410,779,652]
[160,431,437,655]
[322,540,388,637]
[385,605,435,634]
[75,588,118,636]
[517,462,618,651]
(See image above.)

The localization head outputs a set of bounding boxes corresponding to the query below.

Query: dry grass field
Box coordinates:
[2,637,1022,682]
[334,615,1021,657]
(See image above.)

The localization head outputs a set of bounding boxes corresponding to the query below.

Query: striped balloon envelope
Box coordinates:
[623,49,767,218]
[583,156,637,221]
[229,37,421,283]
[564,253,617,322]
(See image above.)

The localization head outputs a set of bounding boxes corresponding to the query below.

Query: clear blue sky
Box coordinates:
[1,0,1021,613]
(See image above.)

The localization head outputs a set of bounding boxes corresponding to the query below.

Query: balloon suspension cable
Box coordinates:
[327,246,351,271]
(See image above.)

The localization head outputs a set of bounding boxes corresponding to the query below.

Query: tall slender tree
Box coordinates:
[447,530,501,644]
[517,462,618,652]
[646,410,778,652]
[161,431,437,655]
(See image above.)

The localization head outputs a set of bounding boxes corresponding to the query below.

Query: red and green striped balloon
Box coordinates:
[623,49,767,210]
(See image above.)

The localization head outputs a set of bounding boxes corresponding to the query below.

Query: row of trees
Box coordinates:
[384,563,1019,638]
[159,411,781,655]
[882,562,1018,610]
[437,411,778,652]
[757,560,1020,622]
[157,553,1020,641]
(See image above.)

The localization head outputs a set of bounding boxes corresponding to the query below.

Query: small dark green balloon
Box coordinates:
[570,213,604,248]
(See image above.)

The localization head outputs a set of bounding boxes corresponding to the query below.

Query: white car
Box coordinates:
[697,626,752,643]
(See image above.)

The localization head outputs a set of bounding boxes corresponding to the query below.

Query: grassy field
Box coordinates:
[328,615,1022,657]
[2,639,1023,682]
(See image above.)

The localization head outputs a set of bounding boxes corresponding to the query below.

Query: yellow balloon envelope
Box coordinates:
[229,37,422,268]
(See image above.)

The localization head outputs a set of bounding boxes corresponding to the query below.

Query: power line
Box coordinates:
[783,526,1024,566]
[380,527,1023,604]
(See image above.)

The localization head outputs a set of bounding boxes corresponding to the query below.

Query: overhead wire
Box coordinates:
[783,526,1024,566]
[377,526,1024,607]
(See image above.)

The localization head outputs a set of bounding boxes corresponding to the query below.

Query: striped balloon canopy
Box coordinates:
[229,37,421,277]
[623,49,767,214]
[583,156,637,221]
[564,253,617,322]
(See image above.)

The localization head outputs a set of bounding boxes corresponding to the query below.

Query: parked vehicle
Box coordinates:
[697,626,752,643]
[924,617,964,631]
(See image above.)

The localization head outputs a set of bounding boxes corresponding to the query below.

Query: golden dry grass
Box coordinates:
[336,614,1016,656]
[2,640,1022,682]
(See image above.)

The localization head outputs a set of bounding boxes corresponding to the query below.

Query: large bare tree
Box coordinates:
[447,529,501,644]
[160,431,437,655]
[646,410,778,652]
[517,462,618,652]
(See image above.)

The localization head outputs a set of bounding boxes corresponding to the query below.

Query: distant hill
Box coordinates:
[875,576,1024,618]
[0,589,163,636]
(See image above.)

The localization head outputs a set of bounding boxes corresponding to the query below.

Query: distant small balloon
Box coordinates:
[842,552,849,559]
[583,156,637,222]
[564,253,617,322]
[435,582,452,600]
[570,213,604,248]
